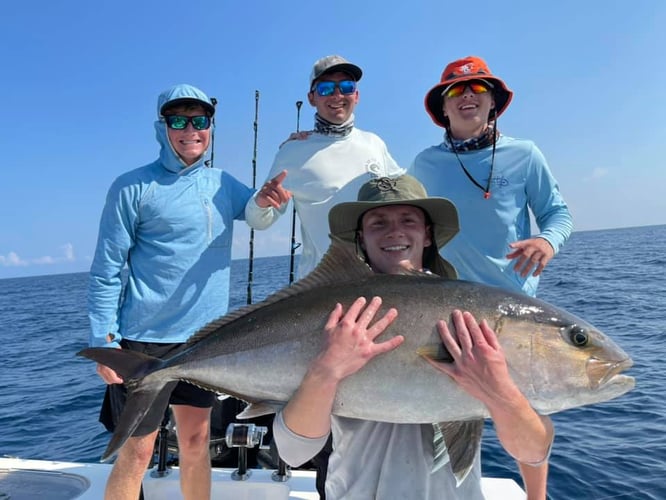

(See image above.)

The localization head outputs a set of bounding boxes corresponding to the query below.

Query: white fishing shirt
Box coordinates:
[245,128,405,279]
[273,412,484,500]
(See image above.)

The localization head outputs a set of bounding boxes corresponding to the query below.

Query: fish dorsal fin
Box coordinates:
[187,237,375,344]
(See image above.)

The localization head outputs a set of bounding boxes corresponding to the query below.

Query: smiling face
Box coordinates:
[308,71,359,124]
[358,204,432,274]
[164,103,211,166]
[442,82,496,140]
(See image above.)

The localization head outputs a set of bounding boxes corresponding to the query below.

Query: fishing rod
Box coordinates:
[242,91,292,480]
[288,100,303,285]
[246,90,260,305]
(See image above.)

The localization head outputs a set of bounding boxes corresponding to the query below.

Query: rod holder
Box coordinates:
[225,423,269,481]
[150,412,172,478]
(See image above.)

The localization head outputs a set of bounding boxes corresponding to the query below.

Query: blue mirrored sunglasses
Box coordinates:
[164,115,211,130]
[312,80,357,97]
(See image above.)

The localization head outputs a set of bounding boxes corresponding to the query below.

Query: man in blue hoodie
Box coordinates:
[88,83,254,500]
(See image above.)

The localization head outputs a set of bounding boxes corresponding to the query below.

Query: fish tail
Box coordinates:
[101,380,177,461]
[77,347,165,381]
[77,347,174,462]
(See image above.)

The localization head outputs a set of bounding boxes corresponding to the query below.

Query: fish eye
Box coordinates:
[568,325,589,347]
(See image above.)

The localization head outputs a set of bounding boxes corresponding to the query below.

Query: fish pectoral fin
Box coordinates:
[432,423,451,471]
[433,419,484,486]
[236,401,282,419]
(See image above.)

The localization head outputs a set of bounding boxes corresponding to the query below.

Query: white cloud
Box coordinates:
[0,243,76,267]
[33,255,56,264]
[62,243,75,261]
[0,251,28,267]
[583,167,609,182]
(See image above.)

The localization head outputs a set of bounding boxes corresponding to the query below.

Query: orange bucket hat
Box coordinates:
[424,56,513,128]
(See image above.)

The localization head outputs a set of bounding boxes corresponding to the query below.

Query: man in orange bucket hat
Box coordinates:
[411,55,573,499]
[411,56,573,297]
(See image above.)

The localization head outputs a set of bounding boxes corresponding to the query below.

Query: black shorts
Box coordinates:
[98,339,216,437]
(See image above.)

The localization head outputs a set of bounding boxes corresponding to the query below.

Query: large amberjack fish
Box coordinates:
[79,239,634,479]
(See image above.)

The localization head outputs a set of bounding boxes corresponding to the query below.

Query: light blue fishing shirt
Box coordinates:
[410,135,573,296]
[88,84,254,347]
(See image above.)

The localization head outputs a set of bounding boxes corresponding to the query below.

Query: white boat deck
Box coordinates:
[0,457,526,499]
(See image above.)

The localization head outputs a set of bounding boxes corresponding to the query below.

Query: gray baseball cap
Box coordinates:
[309,55,363,87]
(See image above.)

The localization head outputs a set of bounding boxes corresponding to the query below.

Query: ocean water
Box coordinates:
[1,225,665,499]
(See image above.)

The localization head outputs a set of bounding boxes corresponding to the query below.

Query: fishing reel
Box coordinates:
[225,423,269,450]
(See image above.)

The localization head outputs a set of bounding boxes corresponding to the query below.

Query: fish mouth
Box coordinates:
[587,357,634,389]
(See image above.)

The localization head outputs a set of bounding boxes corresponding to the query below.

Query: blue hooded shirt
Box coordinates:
[88,84,254,347]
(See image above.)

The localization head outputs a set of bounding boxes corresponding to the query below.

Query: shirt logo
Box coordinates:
[486,175,509,188]
[365,159,382,175]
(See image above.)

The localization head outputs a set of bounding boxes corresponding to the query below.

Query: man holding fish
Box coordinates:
[272,175,554,499]
[81,171,633,498]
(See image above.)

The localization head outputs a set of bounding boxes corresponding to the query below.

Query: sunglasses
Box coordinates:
[442,81,491,99]
[164,115,211,130]
[312,80,357,97]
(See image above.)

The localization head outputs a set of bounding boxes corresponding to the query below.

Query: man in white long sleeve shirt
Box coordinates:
[245,54,404,279]
[273,175,554,500]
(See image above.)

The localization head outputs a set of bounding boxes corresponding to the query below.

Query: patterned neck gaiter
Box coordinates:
[314,113,355,137]
[444,124,498,152]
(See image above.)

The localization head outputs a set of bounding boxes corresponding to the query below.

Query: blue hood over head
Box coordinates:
[154,83,216,173]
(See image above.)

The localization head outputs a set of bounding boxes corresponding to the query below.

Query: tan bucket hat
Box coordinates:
[328,175,459,277]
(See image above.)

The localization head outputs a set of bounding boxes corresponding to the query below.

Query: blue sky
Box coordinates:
[1,0,664,279]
